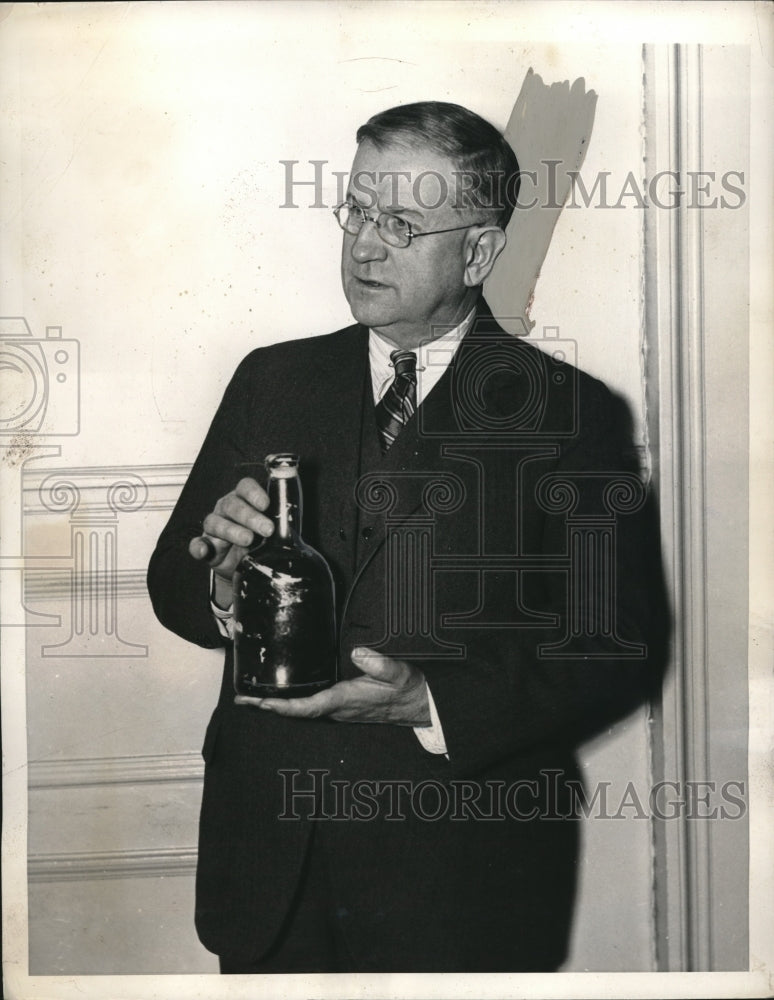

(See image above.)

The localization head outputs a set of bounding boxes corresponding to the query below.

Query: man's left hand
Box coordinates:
[234,647,431,727]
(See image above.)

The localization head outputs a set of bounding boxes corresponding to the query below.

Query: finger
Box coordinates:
[216,494,274,538]
[234,695,264,707]
[234,477,270,511]
[202,512,256,549]
[350,646,404,682]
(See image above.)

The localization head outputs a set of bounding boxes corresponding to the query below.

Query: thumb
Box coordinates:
[189,534,229,566]
[351,646,402,682]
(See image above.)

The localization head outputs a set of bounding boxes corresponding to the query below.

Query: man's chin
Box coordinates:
[345,296,395,331]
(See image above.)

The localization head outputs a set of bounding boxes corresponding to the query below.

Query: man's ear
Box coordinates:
[462,226,508,287]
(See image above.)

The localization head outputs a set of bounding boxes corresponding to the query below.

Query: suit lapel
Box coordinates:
[301,325,370,589]
[309,322,369,477]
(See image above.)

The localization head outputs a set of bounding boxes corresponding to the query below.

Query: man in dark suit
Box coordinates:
[147,101,664,973]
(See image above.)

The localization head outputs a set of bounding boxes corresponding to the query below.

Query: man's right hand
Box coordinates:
[189,478,274,603]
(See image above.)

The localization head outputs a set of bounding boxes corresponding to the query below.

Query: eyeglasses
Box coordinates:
[334,201,488,249]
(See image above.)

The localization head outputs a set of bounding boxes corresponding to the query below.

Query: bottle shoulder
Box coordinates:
[236,536,331,577]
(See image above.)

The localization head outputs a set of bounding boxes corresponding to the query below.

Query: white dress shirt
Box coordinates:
[368,309,475,412]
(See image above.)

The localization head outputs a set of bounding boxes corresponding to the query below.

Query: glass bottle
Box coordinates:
[233,453,337,698]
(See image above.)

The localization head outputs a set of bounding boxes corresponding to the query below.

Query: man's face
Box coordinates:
[340,139,481,348]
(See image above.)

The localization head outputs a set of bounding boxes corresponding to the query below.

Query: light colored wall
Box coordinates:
[5,3,656,975]
[3,7,648,463]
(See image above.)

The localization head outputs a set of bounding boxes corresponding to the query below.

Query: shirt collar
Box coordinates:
[368,306,477,405]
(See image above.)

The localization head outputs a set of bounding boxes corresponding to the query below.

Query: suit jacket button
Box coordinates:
[339,528,346,540]
[361,527,373,540]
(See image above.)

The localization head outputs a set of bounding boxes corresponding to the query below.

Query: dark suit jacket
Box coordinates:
[147,300,665,972]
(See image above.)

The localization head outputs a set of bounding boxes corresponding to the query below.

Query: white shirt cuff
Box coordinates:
[413,685,448,756]
[210,571,234,639]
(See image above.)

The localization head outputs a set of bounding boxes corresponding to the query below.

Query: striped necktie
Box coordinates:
[375,349,417,452]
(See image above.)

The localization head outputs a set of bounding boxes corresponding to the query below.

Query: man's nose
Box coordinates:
[350,220,388,263]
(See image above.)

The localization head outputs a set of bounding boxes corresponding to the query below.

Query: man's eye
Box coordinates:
[386,215,410,233]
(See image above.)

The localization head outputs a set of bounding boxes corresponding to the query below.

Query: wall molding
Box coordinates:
[22,463,192,517]
[29,752,203,790]
[29,754,203,883]
[643,42,711,972]
[28,846,198,882]
[24,568,154,602]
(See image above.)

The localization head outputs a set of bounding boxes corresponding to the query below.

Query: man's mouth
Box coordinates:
[354,277,389,289]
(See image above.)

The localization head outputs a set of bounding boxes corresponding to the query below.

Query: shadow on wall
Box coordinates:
[486,68,598,334]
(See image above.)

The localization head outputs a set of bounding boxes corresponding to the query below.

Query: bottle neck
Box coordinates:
[268,473,302,541]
